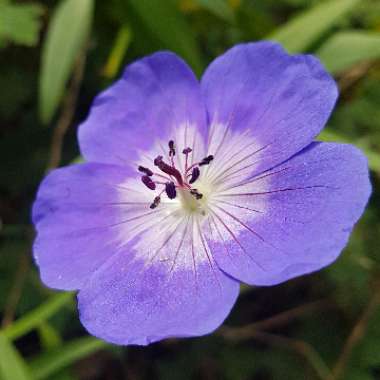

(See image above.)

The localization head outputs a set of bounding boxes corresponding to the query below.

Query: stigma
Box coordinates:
[137,140,214,210]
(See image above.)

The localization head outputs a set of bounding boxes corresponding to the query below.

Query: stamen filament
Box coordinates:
[138,140,213,209]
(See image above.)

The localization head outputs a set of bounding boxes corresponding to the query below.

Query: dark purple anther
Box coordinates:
[168,140,175,156]
[138,166,153,176]
[199,155,214,166]
[165,182,177,199]
[190,189,203,200]
[141,175,156,190]
[182,147,192,155]
[154,155,163,166]
[189,167,200,184]
[150,196,161,209]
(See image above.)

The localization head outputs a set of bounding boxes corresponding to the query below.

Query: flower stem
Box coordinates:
[2,292,74,341]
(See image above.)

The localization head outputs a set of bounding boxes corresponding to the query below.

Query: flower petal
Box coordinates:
[78,52,207,165]
[77,220,239,345]
[207,142,371,286]
[201,42,338,175]
[32,163,155,290]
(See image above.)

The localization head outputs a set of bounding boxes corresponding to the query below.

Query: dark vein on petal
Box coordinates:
[219,185,335,198]
[208,207,267,271]
[208,214,239,270]
[184,120,189,149]
[215,200,263,214]
[107,209,164,228]
[190,215,199,295]
[209,143,293,186]
[195,217,222,291]
[190,127,197,166]
[169,216,190,274]
[212,204,288,256]
[206,121,216,153]
[217,167,291,193]
[210,123,230,167]
[147,216,186,265]
[195,218,215,271]
[51,207,167,240]
[206,128,251,178]
[102,201,152,206]
[120,208,179,242]
[213,204,265,243]
[209,143,270,185]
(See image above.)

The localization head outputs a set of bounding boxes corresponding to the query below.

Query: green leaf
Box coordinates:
[29,337,107,380]
[193,0,234,22]
[37,322,62,350]
[102,25,132,79]
[0,333,33,380]
[129,0,204,75]
[319,129,380,172]
[39,0,94,124]
[0,0,43,48]
[316,31,380,73]
[267,0,360,53]
[2,292,74,341]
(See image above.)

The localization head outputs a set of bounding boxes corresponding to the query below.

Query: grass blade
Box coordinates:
[317,31,380,73]
[267,0,360,53]
[29,336,107,380]
[2,292,74,341]
[0,333,33,380]
[39,0,93,124]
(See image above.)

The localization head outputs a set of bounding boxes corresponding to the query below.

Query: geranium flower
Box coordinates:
[32,42,371,345]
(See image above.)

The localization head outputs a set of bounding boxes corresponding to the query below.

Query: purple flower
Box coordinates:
[32,42,371,345]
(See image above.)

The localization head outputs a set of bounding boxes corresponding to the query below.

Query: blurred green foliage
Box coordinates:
[0,0,43,48]
[1,0,380,379]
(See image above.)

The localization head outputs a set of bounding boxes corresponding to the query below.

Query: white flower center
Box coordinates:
[114,122,269,270]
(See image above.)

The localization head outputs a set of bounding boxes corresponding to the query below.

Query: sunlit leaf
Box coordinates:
[0,333,33,380]
[30,336,107,380]
[129,0,204,74]
[317,31,380,73]
[0,0,43,48]
[267,0,360,53]
[39,0,93,124]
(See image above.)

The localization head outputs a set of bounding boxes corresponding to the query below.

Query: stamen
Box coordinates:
[154,155,183,185]
[138,166,153,176]
[149,196,161,209]
[168,140,175,157]
[154,155,164,166]
[165,181,177,199]
[183,147,192,172]
[139,143,213,209]
[189,167,200,184]
[190,189,203,200]
[141,175,156,190]
[199,155,214,166]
